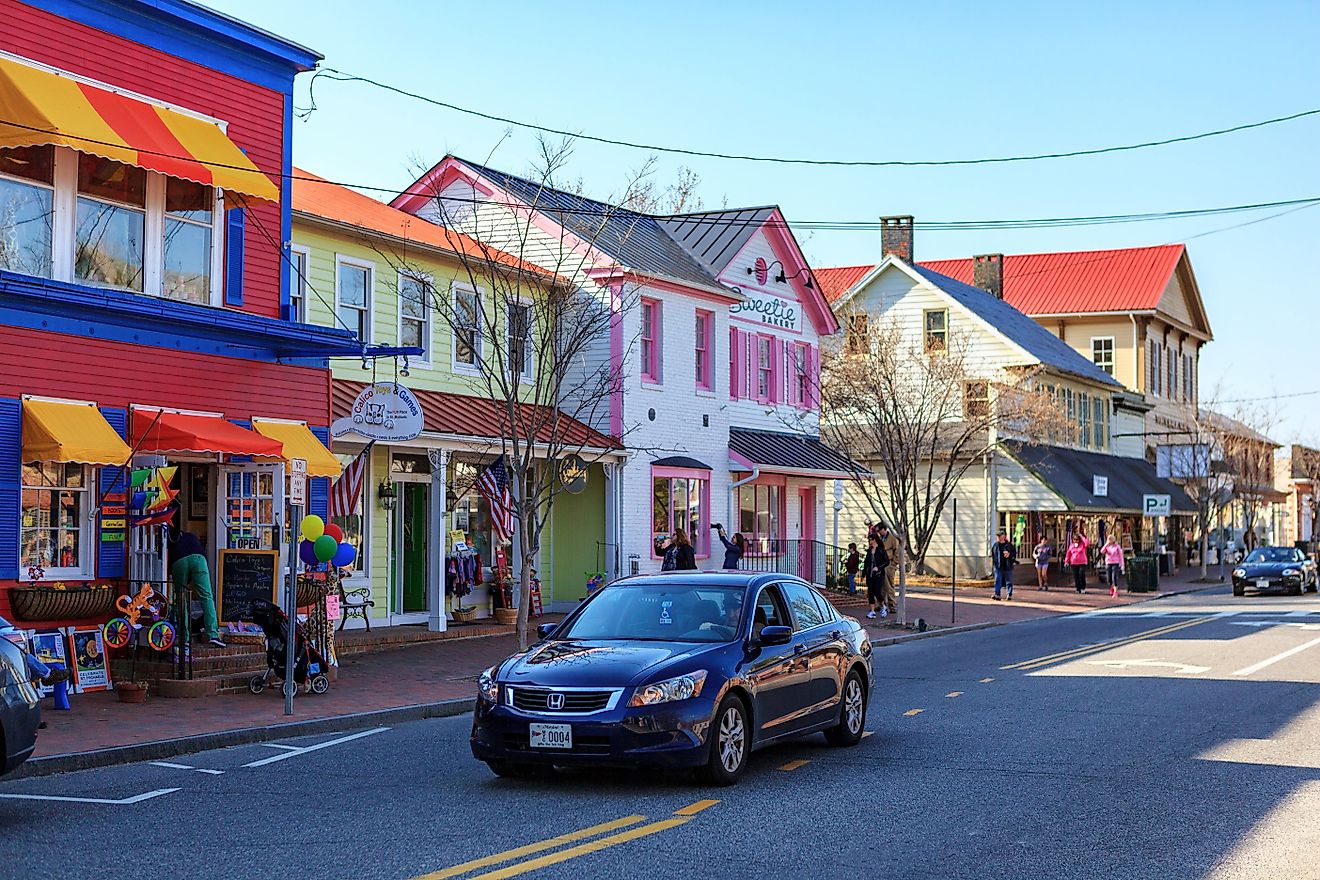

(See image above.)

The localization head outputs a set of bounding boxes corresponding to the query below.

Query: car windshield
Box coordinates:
[1244,548,1298,564]
[558,584,746,643]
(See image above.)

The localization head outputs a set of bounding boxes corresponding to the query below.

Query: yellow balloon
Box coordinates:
[300,514,325,541]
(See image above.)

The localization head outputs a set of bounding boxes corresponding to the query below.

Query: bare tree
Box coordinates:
[1215,404,1280,553]
[816,312,1072,574]
[1156,403,1234,580]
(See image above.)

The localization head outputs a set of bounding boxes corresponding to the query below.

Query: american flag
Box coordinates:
[328,442,374,519]
[478,455,515,543]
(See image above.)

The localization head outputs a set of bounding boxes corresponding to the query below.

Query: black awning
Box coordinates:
[728,427,864,478]
[1004,443,1196,515]
[652,455,713,470]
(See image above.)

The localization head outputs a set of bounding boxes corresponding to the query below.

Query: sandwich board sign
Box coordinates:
[1143,494,1171,517]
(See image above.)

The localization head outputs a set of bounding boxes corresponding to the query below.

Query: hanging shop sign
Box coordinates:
[1093,475,1109,497]
[1142,494,1172,517]
[559,453,589,495]
[332,382,424,442]
[730,288,802,333]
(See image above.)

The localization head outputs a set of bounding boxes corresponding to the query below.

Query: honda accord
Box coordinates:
[470,572,872,785]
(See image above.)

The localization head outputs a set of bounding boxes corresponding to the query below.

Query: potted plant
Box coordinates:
[116,680,149,704]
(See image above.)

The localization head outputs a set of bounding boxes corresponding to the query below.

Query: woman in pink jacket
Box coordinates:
[1101,535,1126,598]
[1064,533,1090,593]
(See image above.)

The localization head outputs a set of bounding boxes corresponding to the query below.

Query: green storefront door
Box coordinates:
[400,482,428,614]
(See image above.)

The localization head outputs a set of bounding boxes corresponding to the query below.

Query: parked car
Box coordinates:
[470,572,872,785]
[1232,547,1319,596]
[0,615,41,776]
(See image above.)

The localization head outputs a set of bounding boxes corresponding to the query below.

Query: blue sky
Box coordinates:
[209,0,1320,442]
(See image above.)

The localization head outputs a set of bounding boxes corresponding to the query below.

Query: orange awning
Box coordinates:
[132,410,284,459]
[22,399,132,466]
[0,55,279,203]
[252,419,341,477]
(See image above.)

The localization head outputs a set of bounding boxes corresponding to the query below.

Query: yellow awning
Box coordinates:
[251,420,342,478]
[22,399,132,466]
[0,55,279,203]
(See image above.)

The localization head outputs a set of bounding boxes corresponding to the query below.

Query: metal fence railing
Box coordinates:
[738,539,850,593]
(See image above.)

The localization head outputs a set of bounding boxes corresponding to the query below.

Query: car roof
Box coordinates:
[610,571,808,590]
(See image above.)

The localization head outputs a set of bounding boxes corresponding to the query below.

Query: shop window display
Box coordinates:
[20,462,90,577]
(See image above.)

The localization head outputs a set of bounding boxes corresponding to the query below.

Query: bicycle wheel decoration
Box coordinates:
[103,617,132,649]
[146,620,176,652]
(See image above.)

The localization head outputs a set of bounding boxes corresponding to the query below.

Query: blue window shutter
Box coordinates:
[225,207,245,306]
[309,426,330,520]
[0,398,20,580]
[229,419,252,465]
[97,407,128,579]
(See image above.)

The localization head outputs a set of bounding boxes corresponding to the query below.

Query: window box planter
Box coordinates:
[10,584,116,621]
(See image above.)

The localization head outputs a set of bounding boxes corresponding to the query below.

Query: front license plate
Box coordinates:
[1257,579,1271,589]
[529,723,572,749]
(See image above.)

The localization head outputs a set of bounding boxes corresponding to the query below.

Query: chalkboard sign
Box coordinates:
[217,549,279,623]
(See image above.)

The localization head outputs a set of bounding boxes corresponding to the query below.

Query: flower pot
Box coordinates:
[493,608,517,626]
[116,682,148,704]
[10,586,116,621]
[452,608,478,623]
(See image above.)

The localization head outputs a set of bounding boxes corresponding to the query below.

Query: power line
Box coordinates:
[311,68,1320,168]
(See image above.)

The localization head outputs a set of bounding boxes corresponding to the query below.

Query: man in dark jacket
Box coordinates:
[863,534,889,619]
[992,530,1017,601]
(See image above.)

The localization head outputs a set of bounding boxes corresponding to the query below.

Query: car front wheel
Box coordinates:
[700,695,749,786]
[825,670,867,747]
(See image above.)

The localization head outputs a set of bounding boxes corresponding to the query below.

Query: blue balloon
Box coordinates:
[332,542,357,568]
[299,539,319,567]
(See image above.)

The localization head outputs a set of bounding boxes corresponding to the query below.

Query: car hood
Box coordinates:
[1239,562,1298,576]
[499,639,726,688]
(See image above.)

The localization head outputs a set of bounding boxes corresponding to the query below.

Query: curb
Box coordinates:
[866,620,1000,646]
[11,697,476,780]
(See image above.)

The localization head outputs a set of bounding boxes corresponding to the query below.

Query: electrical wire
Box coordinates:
[311,68,1320,169]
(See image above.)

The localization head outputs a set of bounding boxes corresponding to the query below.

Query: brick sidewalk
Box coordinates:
[33,571,1215,762]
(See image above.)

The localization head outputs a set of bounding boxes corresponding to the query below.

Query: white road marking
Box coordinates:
[1229,621,1320,631]
[257,743,302,751]
[241,727,389,768]
[150,761,226,775]
[0,788,179,805]
[1084,658,1210,674]
[1233,636,1320,677]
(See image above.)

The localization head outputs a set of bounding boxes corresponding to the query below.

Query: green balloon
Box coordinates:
[313,535,338,563]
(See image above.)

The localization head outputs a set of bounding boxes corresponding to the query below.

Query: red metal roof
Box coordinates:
[332,381,621,450]
[819,245,1185,316]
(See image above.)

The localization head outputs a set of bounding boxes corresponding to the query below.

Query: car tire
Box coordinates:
[1233,587,1244,597]
[486,760,536,779]
[825,670,867,747]
[699,695,749,787]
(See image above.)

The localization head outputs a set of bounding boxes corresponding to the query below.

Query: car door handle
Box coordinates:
[830,630,843,640]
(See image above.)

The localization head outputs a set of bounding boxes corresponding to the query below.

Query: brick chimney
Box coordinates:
[880,216,914,263]
[973,253,1004,299]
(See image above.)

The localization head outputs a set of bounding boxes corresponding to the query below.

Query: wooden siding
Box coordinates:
[0,0,287,318]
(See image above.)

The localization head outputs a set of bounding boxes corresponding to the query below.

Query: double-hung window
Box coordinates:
[75,154,147,292]
[336,258,372,341]
[398,271,431,362]
[162,178,215,303]
[1092,337,1115,375]
[508,301,532,381]
[1167,346,1176,401]
[288,246,309,322]
[1078,391,1091,447]
[640,298,662,383]
[1149,341,1161,397]
[453,283,481,368]
[756,335,773,402]
[792,343,809,406]
[20,462,91,579]
[964,381,990,419]
[1092,396,1106,449]
[924,309,948,353]
[0,145,55,278]
[845,314,868,354]
[694,309,713,391]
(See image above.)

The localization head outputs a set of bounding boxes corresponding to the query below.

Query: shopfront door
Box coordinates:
[798,487,817,581]
[393,481,429,616]
[220,464,285,555]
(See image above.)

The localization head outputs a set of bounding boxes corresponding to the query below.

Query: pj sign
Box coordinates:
[1143,494,1171,517]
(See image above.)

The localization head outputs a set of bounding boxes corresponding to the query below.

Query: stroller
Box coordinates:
[246,599,330,697]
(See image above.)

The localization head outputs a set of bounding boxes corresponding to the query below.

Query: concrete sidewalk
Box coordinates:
[21,569,1217,777]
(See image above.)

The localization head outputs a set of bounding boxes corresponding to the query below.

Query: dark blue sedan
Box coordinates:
[470,572,873,785]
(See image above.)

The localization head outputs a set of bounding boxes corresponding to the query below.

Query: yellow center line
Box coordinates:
[465,818,691,880]
[1002,617,1216,671]
[903,708,924,717]
[946,691,963,698]
[777,759,811,772]
[414,814,647,879]
[673,799,720,816]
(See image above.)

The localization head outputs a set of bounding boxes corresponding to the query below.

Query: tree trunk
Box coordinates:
[516,552,533,650]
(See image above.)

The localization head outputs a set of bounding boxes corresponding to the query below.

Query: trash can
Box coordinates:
[1128,556,1159,593]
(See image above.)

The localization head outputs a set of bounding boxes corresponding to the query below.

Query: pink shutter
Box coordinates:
[807,345,820,409]
[771,339,784,404]
[729,328,741,399]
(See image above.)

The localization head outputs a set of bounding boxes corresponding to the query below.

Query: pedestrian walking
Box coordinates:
[863,534,889,619]
[992,530,1017,600]
[844,542,861,595]
[1033,537,1053,590]
[169,512,225,648]
[876,523,900,616]
[715,524,745,570]
[1064,532,1090,593]
[1102,535,1125,598]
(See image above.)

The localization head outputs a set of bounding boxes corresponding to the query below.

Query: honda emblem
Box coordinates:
[547,692,565,710]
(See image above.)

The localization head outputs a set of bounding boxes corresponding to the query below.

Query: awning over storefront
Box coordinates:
[728,427,862,479]
[21,398,132,465]
[0,55,279,202]
[653,456,712,470]
[132,410,284,459]
[1003,443,1196,515]
[252,419,341,477]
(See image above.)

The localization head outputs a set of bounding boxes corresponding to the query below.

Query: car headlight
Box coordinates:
[477,666,499,702]
[1283,568,1300,577]
[1233,569,1246,579]
[628,670,708,707]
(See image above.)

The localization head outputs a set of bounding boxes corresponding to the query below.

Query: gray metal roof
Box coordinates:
[1004,442,1195,514]
[729,427,863,477]
[657,208,774,277]
[913,265,1123,389]
[456,159,722,290]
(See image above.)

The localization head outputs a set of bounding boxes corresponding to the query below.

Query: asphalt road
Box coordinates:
[4,584,1320,880]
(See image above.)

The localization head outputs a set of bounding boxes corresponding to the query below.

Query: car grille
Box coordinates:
[508,687,615,713]
[502,733,613,755]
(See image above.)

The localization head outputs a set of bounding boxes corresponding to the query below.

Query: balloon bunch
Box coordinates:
[298,515,357,569]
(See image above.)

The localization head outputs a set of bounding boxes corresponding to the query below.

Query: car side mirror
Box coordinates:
[536,623,558,640]
[757,625,793,647]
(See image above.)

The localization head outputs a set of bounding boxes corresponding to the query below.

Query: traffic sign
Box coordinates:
[1143,494,1171,516]
[289,457,307,505]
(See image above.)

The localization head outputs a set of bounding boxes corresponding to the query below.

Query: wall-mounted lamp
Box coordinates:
[377,480,398,511]
[445,487,459,514]
[746,260,814,289]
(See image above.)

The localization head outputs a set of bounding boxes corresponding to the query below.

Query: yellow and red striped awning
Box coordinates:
[0,54,279,203]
